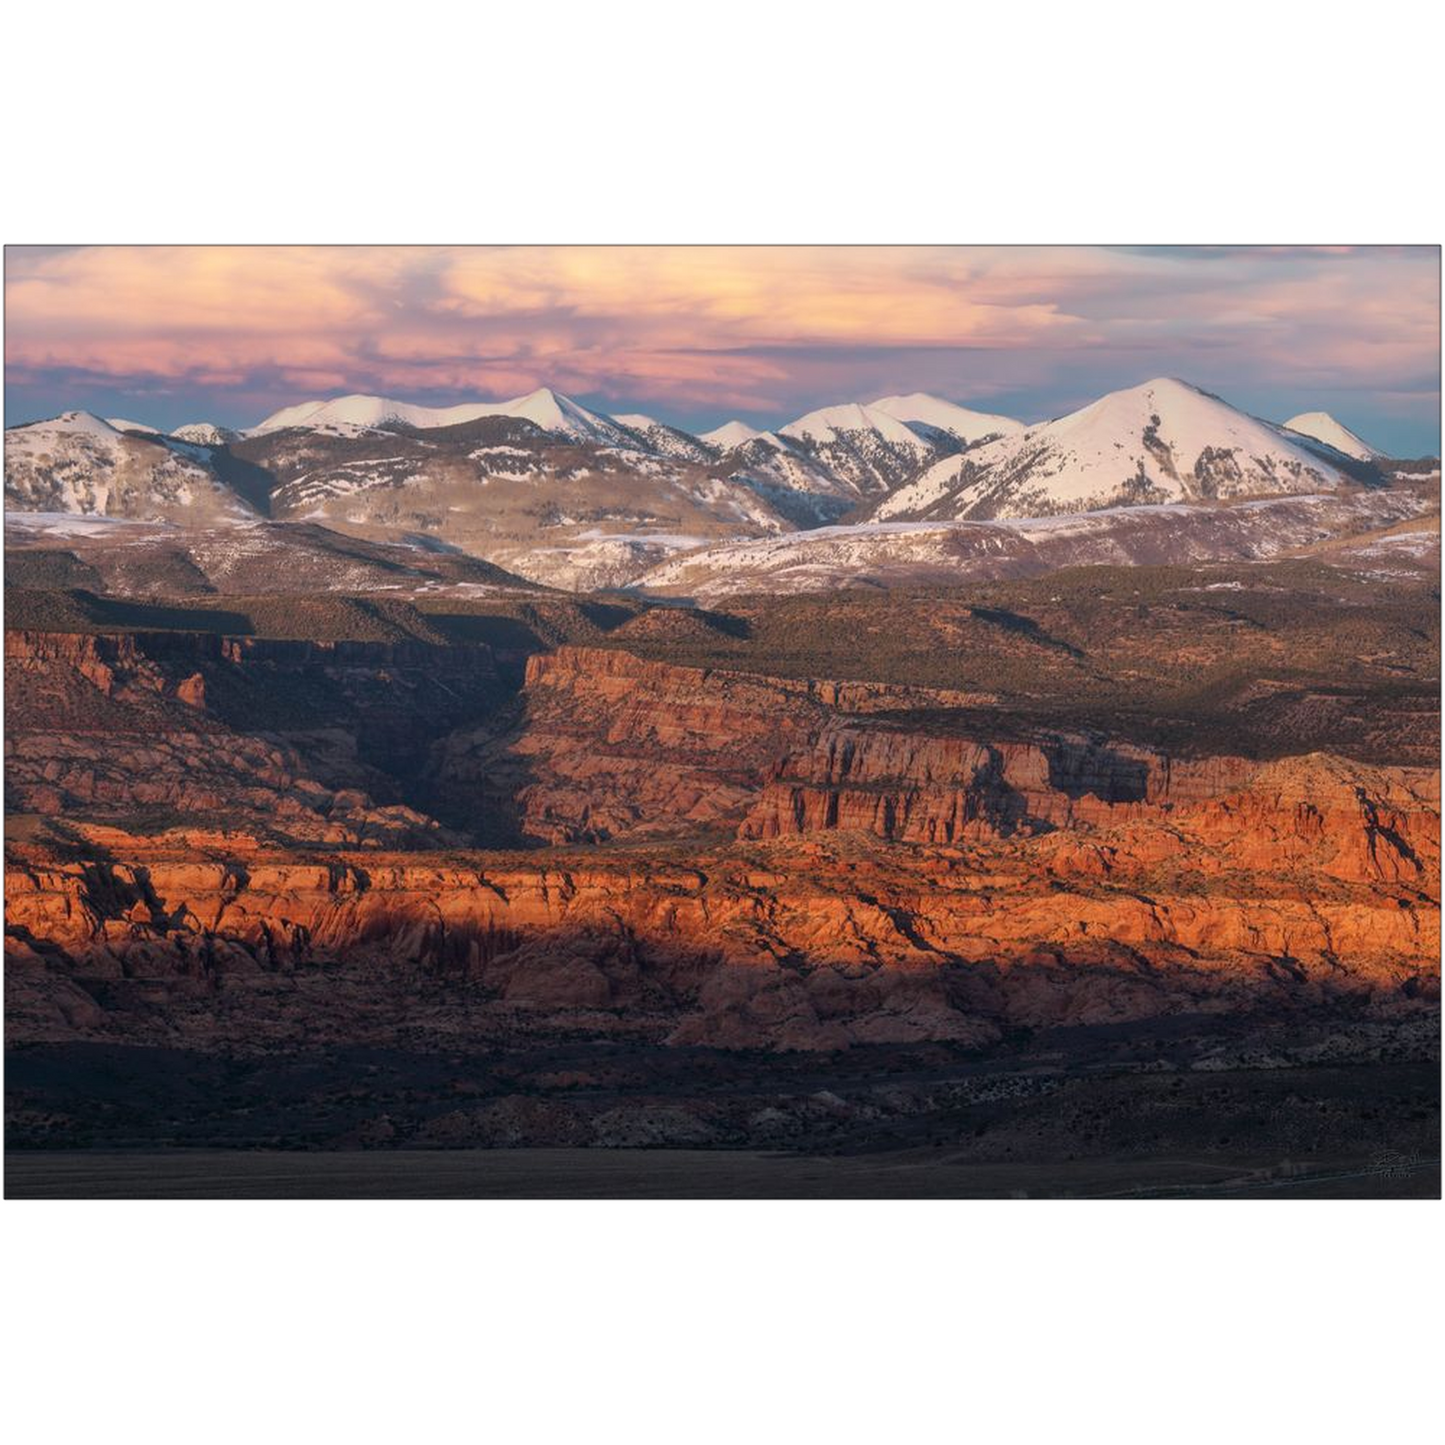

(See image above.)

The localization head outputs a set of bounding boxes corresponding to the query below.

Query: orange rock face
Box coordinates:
[6,743,1437,1050]
[4,633,1440,1053]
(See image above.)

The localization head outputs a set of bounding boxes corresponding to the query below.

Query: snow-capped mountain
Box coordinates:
[4,412,253,522]
[781,400,932,450]
[253,395,437,433]
[612,414,716,464]
[869,393,1024,445]
[874,378,1351,523]
[491,388,640,448]
[223,414,795,590]
[1282,412,1384,463]
[171,421,240,447]
[700,420,767,452]
[777,401,949,498]
[714,433,857,527]
[105,417,162,436]
[254,388,640,450]
[7,379,1405,593]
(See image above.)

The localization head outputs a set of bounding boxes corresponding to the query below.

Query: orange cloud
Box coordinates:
[436,246,1091,348]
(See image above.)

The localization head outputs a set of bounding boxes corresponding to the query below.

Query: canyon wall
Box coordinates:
[6,743,1437,1051]
[5,630,1439,1053]
[5,628,503,846]
[438,645,1439,865]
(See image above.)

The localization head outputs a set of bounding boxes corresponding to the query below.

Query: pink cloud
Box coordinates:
[5,246,1437,438]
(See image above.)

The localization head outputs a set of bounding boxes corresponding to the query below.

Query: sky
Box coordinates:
[4,245,1440,455]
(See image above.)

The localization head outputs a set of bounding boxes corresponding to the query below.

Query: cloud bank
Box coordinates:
[5,245,1439,453]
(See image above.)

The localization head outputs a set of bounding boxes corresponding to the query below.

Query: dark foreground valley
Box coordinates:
[6,1044,1439,1198]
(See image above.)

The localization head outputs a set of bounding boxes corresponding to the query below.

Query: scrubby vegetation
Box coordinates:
[5,553,1437,765]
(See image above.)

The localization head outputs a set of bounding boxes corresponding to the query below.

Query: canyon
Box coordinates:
[4,552,1439,1170]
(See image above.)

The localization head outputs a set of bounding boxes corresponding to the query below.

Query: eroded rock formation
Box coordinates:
[5,624,1439,1057]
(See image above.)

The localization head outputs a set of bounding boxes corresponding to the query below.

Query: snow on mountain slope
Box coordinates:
[105,417,161,435]
[512,531,721,591]
[875,378,1350,523]
[4,511,543,597]
[251,399,333,431]
[701,420,767,451]
[782,401,931,450]
[246,400,388,439]
[171,422,240,447]
[253,388,638,449]
[612,414,715,463]
[254,394,468,434]
[226,418,797,590]
[722,427,794,455]
[696,417,861,517]
[23,411,123,441]
[701,429,858,523]
[246,387,949,504]
[5,412,254,523]
[634,489,1432,601]
[1282,412,1385,462]
[504,389,639,448]
[777,401,948,498]
[869,393,1025,444]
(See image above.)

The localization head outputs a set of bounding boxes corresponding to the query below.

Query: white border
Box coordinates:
[2,2,1441,1443]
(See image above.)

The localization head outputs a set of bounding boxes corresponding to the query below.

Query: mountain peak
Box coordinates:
[870,392,1025,442]
[511,386,565,413]
[1102,377,1215,408]
[780,400,929,450]
[1283,411,1384,462]
[876,391,941,407]
[1064,377,1238,431]
[507,387,576,425]
[876,376,1348,523]
[6,410,252,523]
[29,410,123,439]
[701,420,765,451]
[250,386,656,451]
[172,422,239,447]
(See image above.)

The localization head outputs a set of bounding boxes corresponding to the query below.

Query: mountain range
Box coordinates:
[874,378,1360,522]
[4,378,1420,590]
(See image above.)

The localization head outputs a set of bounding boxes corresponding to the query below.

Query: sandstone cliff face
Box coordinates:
[6,739,1437,1051]
[736,726,1440,871]
[5,632,1439,1053]
[434,647,828,843]
[738,728,1188,843]
[434,646,1362,854]
[12,633,1433,869]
